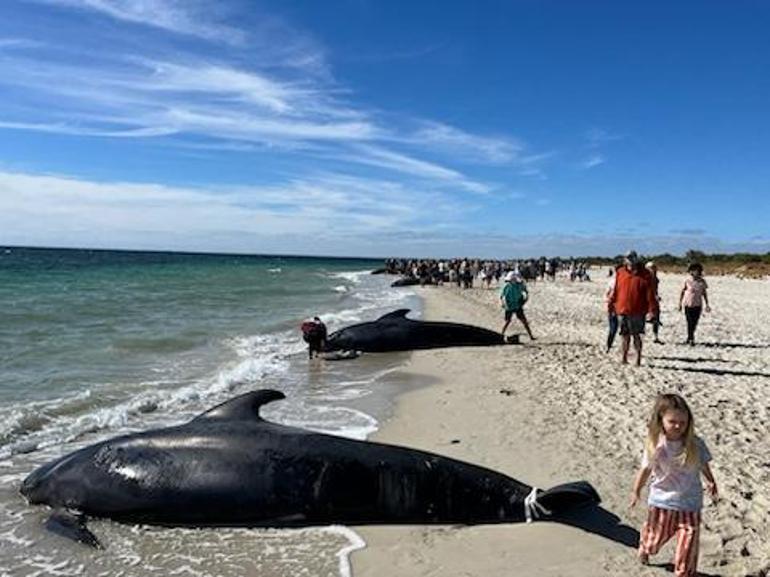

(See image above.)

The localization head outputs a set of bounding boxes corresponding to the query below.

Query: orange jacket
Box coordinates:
[611,266,658,317]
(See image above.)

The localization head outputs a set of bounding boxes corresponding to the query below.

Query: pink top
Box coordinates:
[682,277,708,308]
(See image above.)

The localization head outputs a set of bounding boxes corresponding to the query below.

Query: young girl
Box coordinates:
[630,393,718,577]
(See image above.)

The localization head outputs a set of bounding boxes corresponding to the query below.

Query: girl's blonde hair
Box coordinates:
[645,393,700,468]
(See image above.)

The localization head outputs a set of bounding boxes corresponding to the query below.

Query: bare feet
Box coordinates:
[638,553,649,565]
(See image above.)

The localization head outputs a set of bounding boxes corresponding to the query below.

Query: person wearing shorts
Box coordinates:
[619,314,646,336]
[500,271,535,341]
[608,251,658,366]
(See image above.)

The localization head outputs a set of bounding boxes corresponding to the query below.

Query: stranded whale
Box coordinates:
[324,309,512,352]
[20,390,599,548]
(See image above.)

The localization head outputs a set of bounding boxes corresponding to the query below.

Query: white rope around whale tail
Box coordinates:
[524,487,552,523]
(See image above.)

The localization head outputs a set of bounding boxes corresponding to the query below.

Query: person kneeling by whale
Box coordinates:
[20,389,601,548]
[300,316,327,359]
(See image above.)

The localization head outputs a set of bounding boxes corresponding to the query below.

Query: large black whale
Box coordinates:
[325,309,511,352]
[21,390,599,548]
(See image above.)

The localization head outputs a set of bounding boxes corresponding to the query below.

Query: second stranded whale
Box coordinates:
[324,309,515,353]
[21,389,599,548]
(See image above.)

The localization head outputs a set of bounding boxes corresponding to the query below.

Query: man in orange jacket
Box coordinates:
[608,250,659,366]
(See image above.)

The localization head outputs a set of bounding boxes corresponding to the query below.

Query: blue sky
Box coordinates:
[1,0,768,258]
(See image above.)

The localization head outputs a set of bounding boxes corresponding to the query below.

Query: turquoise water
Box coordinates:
[0,246,420,576]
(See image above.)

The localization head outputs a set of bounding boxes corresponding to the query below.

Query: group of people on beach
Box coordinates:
[605,250,711,365]
[381,256,576,287]
[304,253,719,576]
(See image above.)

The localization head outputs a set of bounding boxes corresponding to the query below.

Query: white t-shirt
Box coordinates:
[641,436,712,512]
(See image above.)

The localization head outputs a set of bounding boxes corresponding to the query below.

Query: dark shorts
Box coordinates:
[504,308,525,322]
[618,315,645,336]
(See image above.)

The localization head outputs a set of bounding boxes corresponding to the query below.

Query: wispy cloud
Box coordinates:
[37,0,246,44]
[408,121,524,164]
[0,37,44,50]
[1,1,551,203]
[579,154,605,169]
[0,169,469,248]
[577,128,619,169]
[585,127,622,148]
[342,145,492,194]
[0,52,379,144]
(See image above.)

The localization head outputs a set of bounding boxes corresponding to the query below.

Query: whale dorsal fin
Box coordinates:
[194,389,286,422]
[377,309,411,321]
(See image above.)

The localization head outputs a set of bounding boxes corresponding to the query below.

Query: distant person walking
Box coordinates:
[301,316,327,359]
[646,261,663,344]
[500,271,535,341]
[608,251,658,365]
[630,393,718,577]
[678,263,710,345]
[605,266,620,352]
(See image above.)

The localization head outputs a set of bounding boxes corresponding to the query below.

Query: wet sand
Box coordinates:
[352,272,770,577]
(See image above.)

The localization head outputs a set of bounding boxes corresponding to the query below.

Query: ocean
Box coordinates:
[0,247,421,577]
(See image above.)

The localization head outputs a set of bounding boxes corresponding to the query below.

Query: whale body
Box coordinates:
[325,309,510,352]
[20,390,599,548]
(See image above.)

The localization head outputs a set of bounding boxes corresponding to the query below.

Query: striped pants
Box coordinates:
[639,506,701,577]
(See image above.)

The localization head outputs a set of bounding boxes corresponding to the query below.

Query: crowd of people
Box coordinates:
[380,257,592,287]
[377,251,712,365]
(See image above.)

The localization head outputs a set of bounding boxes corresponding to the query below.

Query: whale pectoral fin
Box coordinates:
[44,510,102,549]
[377,309,411,321]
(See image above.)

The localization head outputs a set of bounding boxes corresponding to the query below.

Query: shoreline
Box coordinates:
[351,273,770,577]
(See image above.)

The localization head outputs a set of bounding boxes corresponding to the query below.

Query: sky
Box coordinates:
[1,0,769,258]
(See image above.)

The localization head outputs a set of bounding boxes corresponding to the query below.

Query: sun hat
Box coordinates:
[504,271,516,282]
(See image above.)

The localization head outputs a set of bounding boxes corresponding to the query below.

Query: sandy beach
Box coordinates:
[352,272,769,577]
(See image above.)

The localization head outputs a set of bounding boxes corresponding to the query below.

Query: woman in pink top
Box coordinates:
[678,263,710,345]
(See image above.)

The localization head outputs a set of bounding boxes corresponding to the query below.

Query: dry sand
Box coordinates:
[351,272,769,577]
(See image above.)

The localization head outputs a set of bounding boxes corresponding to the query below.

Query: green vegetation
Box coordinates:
[588,251,770,278]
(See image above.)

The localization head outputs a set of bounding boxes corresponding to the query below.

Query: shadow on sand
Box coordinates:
[649,364,770,379]
[649,356,732,364]
[647,561,724,577]
[697,341,768,350]
[550,504,639,548]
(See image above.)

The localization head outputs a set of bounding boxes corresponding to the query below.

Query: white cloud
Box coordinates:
[0,38,44,50]
[1,2,548,203]
[0,170,469,253]
[585,127,622,147]
[580,154,605,169]
[343,145,492,194]
[39,0,246,44]
[409,121,524,164]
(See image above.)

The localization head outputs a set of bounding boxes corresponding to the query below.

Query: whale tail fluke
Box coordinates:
[536,481,601,517]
